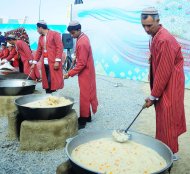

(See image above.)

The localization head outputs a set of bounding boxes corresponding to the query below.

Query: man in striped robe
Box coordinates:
[3,43,19,68]
[0,43,9,59]
[31,21,64,93]
[64,21,98,129]
[141,7,186,159]
[6,35,40,80]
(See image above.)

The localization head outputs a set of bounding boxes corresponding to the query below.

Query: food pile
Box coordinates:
[23,96,72,108]
[71,138,167,174]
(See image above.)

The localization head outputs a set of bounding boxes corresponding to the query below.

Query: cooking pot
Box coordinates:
[0,69,16,76]
[0,79,36,96]
[0,71,30,80]
[14,94,74,120]
[65,130,173,174]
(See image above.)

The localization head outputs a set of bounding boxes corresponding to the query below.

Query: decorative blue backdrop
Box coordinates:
[0,0,190,88]
[0,24,67,50]
[73,0,190,88]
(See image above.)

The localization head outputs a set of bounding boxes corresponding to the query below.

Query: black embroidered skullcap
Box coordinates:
[67,20,81,32]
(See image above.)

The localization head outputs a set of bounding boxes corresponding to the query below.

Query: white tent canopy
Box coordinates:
[0,0,74,24]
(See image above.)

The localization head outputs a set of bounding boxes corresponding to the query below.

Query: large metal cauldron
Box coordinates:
[14,94,74,120]
[0,71,30,80]
[0,69,17,77]
[66,130,173,174]
[0,79,36,96]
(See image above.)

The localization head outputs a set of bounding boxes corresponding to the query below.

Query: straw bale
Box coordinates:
[0,96,18,117]
[19,109,78,151]
[0,90,41,117]
[7,110,18,140]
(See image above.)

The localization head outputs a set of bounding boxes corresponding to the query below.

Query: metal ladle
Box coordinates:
[22,69,33,86]
[112,103,147,143]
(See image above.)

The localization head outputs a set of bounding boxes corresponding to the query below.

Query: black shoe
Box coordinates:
[79,116,91,123]
[78,122,86,129]
[78,117,87,129]
[86,116,91,122]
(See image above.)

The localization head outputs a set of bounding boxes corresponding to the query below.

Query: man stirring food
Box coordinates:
[64,21,98,129]
[141,7,186,161]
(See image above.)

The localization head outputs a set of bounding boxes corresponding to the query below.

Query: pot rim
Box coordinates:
[14,93,74,108]
[65,130,173,174]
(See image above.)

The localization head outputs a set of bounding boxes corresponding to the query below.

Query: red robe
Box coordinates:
[5,47,19,67]
[16,40,40,80]
[35,30,64,90]
[150,26,186,153]
[0,48,9,59]
[68,33,98,117]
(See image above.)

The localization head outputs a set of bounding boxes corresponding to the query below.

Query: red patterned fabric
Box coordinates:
[16,40,40,80]
[35,30,64,90]
[68,33,98,117]
[150,26,186,153]
[5,47,19,67]
[0,48,9,59]
[5,28,30,46]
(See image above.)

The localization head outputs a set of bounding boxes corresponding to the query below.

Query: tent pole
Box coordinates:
[39,0,42,20]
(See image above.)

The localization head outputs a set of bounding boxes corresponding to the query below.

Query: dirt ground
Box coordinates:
[135,84,190,174]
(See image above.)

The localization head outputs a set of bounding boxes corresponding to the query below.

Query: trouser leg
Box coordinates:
[44,64,56,94]
[19,59,23,73]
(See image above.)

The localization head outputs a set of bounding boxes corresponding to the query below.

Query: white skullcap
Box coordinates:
[67,20,81,31]
[37,20,47,25]
[142,7,158,15]
[7,34,16,40]
[68,20,80,27]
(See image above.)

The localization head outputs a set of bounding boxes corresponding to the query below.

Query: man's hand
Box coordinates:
[0,59,7,65]
[64,73,69,79]
[54,62,59,70]
[145,97,154,108]
[30,64,35,69]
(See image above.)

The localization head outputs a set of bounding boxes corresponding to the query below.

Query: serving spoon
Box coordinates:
[112,103,146,143]
[22,69,33,86]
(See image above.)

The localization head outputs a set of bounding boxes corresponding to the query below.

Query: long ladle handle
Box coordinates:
[22,69,34,86]
[26,69,33,80]
[124,103,146,133]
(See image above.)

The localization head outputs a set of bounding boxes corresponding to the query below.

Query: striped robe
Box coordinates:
[150,26,186,153]
[6,47,19,67]
[0,48,9,59]
[68,33,98,118]
[35,30,64,90]
[16,40,40,80]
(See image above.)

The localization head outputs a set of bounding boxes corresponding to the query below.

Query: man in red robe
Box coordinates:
[6,35,40,80]
[2,43,19,68]
[141,7,186,160]
[64,21,98,129]
[0,43,9,59]
[31,21,64,93]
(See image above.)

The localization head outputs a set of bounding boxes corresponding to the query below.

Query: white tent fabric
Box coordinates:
[0,0,74,24]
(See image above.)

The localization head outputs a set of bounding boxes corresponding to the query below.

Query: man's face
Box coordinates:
[8,46,12,51]
[69,30,81,38]
[1,45,6,49]
[141,15,159,36]
[37,27,43,35]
